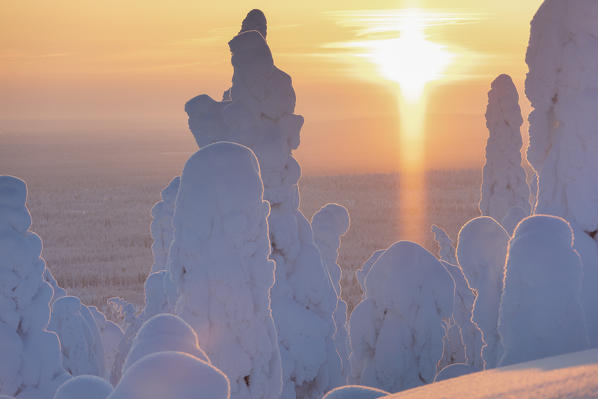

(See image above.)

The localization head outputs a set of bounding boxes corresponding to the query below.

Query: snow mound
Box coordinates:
[323,385,389,399]
[169,141,282,399]
[498,215,589,366]
[48,296,105,378]
[0,175,69,398]
[480,74,530,228]
[456,216,509,368]
[349,241,454,392]
[109,352,230,399]
[384,348,598,399]
[434,363,476,382]
[123,313,209,373]
[53,375,112,399]
[526,0,598,232]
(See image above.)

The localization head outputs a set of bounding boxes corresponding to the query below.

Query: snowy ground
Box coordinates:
[382,349,598,399]
[1,130,481,311]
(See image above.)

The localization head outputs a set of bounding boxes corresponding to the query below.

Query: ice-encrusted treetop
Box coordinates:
[526,0,598,232]
[241,9,267,38]
[480,74,530,229]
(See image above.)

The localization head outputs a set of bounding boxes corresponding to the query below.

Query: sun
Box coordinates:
[366,9,454,101]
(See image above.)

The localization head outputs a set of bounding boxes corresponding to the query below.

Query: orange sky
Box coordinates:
[0,0,543,174]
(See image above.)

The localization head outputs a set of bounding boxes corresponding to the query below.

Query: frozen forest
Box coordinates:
[2,1,598,398]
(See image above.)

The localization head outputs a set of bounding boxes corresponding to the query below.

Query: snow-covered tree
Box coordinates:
[0,175,69,398]
[456,216,509,369]
[355,250,384,301]
[498,215,589,366]
[312,203,351,382]
[168,142,282,399]
[109,352,230,399]
[48,296,105,378]
[54,376,112,399]
[432,225,457,265]
[123,313,209,373]
[88,306,123,378]
[349,241,454,392]
[150,176,179,273]
[184,10,340,398]
[480,74,530,232]
[439,261,484,371]
[526,0,598,233]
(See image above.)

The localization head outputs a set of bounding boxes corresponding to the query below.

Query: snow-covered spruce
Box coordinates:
[0,175,69,398]
[439,260,484,372]
[43,268,66,305]
[150,176,180,273]
[432,225,457,265]
[572,224,598,348]
[526,0,598,232]
[123,313,209,373]
[498,215,589,366]
[480,74,530,232]
[312,203,351,383]
[168,142,282,399]
[109,352,230,399]
[456,216,509,369]
[355,250,384,301]
[87,306,123,379]
[322,385,389,399]
[348,241,454,392]
[48,296,105,378]
[184,10,340,398]
[53,376,112,399]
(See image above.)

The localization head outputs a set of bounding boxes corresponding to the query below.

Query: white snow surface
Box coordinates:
[48,296,105,378]
[312,203,351,382]
[525,0,598,232]
[498,215,589,366]
[150,176,179,273]
[571,225,598,347]
[349,241,454,392]
[0,175,69,399]
[168,141,282,399]
[355,250,384,298]
[123,313,209,373]
[184,10,340,398]
[109,352,230,399]
[383,349,598,399]
[480,74,530,228]
[53,376,112,399]
[456,216,508,368]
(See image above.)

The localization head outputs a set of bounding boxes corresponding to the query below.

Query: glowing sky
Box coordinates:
[0,0,543,173]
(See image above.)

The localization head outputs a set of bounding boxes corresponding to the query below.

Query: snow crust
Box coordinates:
[109,352,230,399]
[480,74,530,229]
[384,349,598,399]
[0,175,69,399]
[168,142,282,399]
[48,296,105,378]
[53,376,112,399]
[456,216,508,368]
[184,10,340,398]
[498,215,589,366]
[312,203,351,382]
[349,241,454,392]
[526,0,598,232]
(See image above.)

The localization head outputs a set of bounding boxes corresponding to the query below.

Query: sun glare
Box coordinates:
[367,10,454,101]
